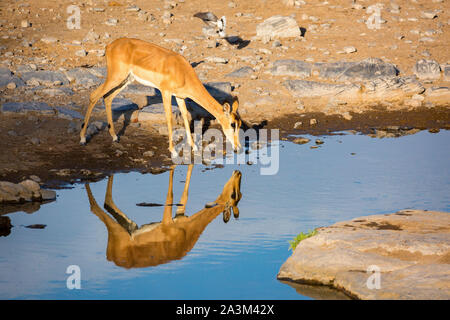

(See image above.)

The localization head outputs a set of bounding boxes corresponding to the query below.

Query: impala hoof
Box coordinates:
[80,138,87,146]
[112,136,119,143]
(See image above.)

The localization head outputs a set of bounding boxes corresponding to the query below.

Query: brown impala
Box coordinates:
[85,165,242,268]
[79,38,242,155]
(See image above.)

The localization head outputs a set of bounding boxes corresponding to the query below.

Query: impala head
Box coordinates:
[221,97,242,153]
[217,170,242,223]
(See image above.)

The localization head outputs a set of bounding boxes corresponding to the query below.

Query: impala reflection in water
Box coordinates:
[85,165,242,268]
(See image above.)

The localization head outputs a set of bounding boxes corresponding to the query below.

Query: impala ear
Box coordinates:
[232,96,239,113]
[232,206,239,219]
[223,102,231,115]
[223,205,231,223]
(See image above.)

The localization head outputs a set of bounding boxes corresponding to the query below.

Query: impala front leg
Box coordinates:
[175,97,197,152]
[162,91,176,157]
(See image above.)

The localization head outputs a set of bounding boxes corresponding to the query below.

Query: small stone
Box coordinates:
[421,11,438,19]
[21,20,30,28]
[342,46,357,54]
[105,18,118,26]
[143,150,155,157]
[41,36,58,44]
[294,121,302,129]
[75,49,87,57]
[272,40,282,47]
[40,189,56,201]
[315,139,324,145]
[293,137,310,144]
[310,118,317,125]
[6,82,16,89]
[30,137,40,145]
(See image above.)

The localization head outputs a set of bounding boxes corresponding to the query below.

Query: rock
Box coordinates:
[19,179,40,193]
[363,76,425,98]
[105,18,118,26]
[125,5,141,12]
[293,122,302,129]
[310,118,317,125]
[40,189,56,201]
[315,139,324,145]
[421,11,438,19]
[292,137,310,144]
[40,88,74,97]
[0,68,25,88]
[317,58,399,82]
[278,210,450,299]
[283,80,361,98]
[75,49,88,57]
[204,82,232,101]
[20,70,69,86]
[55,107,83,120]
[443,65,450,81]
[272,40,282,47]
[340,46,357,54]
[425,86,450,99]
[83,30,100,43]
[256,15,301,41]
[1,101,54,115]
[268,60,312,78]
[41,36,58,44]
[205,56,229,64]
[30,137,40,145]
[413,59,441,80]
[0,180,56,204]
[21,20,30,28]
[65,68,100,87]
[0,216,12,236]
[143,150,155,157]
[6,82,16,89]
[226,66,254,78]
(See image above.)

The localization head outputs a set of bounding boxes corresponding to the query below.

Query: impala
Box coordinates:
[85,165,242,268]
[79,38,242,155]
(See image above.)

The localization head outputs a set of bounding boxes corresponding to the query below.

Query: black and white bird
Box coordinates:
[193,12,227,38]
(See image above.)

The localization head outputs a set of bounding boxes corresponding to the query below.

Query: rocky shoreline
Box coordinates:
[278,210,450,300]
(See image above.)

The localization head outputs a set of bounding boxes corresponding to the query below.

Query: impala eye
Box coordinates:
[231,123,236,129]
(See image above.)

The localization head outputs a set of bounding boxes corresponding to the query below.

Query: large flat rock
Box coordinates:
[1,101,54,115]
[268,60,311,78]
[256,15,301,41]
[278,210,450,299]
[283,79,361,98]
[317,58,399,82]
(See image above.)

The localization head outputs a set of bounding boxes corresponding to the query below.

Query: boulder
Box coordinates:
[413,59,441,80]
[65,68,101,88]
[1,102,54,115]
[20,70,69,86]
[226,66,254,78]
[268,60,311,78]
[317,58,399,82]
[0,67,25,88]
[278,210,450,299]
[283,79,361,98]
[256,15,301,41]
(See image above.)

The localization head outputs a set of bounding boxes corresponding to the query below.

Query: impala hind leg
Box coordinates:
[80,84,107,145]
[103,77,131,142]
[80,64,130,145]
[175,97,197,152]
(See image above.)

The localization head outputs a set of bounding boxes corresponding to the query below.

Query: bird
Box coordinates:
[193,12,226,37]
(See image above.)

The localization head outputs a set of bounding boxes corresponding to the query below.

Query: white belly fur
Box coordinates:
[130,71,159,89]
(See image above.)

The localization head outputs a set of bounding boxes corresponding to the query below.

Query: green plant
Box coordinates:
[288,229,318,251]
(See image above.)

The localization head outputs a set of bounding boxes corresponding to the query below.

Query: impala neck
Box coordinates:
[188,83,227,125]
